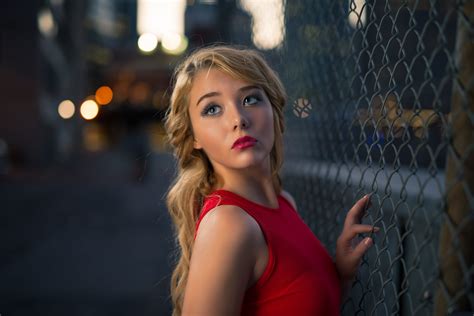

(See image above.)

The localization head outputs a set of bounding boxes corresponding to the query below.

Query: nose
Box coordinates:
[230,104,251,131]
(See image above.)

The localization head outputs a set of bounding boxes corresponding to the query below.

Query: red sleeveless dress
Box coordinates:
[194,189,341,316]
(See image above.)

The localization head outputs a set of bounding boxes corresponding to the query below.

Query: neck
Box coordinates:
[212,161,279,209]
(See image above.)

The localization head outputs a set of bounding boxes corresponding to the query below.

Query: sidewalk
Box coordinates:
[0,149,176,316]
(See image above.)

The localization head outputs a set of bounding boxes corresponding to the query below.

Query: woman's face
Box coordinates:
[188,68,275,176]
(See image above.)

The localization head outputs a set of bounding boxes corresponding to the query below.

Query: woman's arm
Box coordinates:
[182,205,260,316]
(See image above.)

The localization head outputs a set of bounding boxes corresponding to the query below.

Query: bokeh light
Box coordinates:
[80,100,99,120]
[58,100,75,119]
[240,0,285,50]
[161,33,188,55]
[82,123,107,152]
[137,0,186,41]
[162,33,181,51]
[348,0,367,29]
[37,8,57,38]
[95,86,113,105]
[138,33,158,53]
[129,82,151,105]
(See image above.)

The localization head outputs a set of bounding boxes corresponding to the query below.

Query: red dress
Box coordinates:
[195,189,341,316]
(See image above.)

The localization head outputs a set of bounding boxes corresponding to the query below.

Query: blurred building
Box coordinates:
[0,0,255,174]
[1,0,45,169]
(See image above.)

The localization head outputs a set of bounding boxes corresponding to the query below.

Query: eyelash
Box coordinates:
[201,94,262,116]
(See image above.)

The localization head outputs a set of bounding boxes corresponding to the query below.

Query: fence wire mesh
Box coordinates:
[228,0,474,315]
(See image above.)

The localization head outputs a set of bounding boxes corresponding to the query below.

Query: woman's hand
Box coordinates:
[335,194,379,288]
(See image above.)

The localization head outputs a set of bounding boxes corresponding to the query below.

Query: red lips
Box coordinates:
[232,136,257,149]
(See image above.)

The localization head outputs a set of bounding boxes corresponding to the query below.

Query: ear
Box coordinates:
[193,139,202,150]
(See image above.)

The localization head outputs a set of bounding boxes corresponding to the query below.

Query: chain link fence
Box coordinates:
[185,0,474,314]
[226,0,474,315]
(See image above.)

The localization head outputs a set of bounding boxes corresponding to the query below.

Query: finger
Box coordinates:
[350,224,379,238]
[352,237,373,261]
[345,194,371,227]
[363,199,373,217]
[340,224,379,241]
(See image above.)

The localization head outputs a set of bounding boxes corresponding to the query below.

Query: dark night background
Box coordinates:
[0,1,255,315]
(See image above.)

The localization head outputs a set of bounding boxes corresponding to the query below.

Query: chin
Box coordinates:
[210,150,271,171]
[235,153,270,168]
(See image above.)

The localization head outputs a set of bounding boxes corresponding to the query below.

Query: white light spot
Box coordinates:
[240,0,285,50]
[138,33,158,53]
[58,100,75,119]
[348,0,367,29]
[137,0,186,41]
[162,33,181,51]
[80,100,99,120]
[161,33,188,55]
[38,8,57,38]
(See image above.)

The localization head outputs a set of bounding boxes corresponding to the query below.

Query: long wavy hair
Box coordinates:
[163,45,287,315]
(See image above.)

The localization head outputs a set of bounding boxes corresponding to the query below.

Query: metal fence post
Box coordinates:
[436,1,474,314]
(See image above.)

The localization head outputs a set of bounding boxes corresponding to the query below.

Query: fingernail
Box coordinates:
[364,238,373,246]
[373,226,380,232]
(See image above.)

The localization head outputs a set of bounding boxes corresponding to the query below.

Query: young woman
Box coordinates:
[164,45,377,316]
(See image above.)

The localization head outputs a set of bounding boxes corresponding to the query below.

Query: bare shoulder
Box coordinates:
[280,189,298,211]
[197,204,261,242]
[184,204,260,315]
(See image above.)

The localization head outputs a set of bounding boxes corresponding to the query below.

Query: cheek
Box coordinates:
[262,107,275,135]
[195,124,224,153]
[267,110,277,148]
[252,106,275,150]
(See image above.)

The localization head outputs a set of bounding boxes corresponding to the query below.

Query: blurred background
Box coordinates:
[1,0,472,315]
[1,0,258,315]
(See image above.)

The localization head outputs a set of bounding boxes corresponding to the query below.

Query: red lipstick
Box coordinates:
[232,136,257,149]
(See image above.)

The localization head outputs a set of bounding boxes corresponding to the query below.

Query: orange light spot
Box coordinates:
[95,86,113,105]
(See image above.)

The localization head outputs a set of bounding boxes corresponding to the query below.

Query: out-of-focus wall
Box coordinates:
[0,0,48,168]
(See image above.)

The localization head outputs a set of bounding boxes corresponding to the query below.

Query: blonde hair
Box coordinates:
[163,45,287,315]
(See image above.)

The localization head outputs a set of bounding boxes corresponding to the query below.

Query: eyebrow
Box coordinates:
[196,85,261,107]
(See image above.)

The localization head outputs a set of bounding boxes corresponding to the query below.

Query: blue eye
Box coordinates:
[201,104,221,116]
[244,95,261,105]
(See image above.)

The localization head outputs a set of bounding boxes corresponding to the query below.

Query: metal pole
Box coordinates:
[436,1,474,314]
